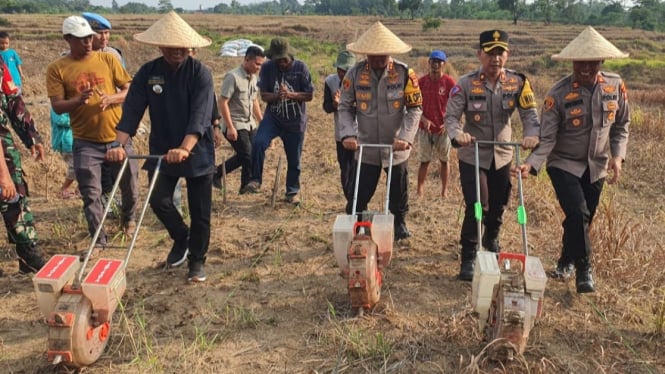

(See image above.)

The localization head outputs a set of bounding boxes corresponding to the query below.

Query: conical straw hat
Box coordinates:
[551,26,628,61]
[346,22,411,56]
[134,11,211,49]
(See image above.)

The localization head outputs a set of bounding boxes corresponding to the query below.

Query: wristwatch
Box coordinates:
[109,140,124,149]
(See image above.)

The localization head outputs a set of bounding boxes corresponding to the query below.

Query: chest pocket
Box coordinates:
[564,105,588,129]
[502,91,518,111]
[602,100,618,127]
[466,98,487,125]
[386,85,405,115]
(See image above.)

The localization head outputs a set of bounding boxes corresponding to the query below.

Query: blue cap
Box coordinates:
[429,50,447,61]
[81,12,111,30]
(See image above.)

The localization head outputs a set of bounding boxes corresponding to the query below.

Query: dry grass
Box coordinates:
[0,14,663,374]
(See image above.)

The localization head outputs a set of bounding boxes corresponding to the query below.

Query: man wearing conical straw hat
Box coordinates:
[106,11,216,282]
[445,30,540,281]
[517,26,630,293]
[337,21,422,241]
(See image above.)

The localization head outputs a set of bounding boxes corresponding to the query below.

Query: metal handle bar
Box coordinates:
[76,155,164,285]
[351,144,394,217]
[473,141,528,256]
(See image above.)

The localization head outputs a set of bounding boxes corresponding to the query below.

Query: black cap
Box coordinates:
[479,30,509,52]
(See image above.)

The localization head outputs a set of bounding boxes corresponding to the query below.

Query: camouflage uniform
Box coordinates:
[0,87,45,273]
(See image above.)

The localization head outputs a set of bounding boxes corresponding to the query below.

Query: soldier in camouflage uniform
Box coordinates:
[0,57,46,274]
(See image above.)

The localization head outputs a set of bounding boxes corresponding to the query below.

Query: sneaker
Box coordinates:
[549,261,575,280]
[187,260,206,282]
[285,192,301,205]
[166,237,189,268]
[212,175,224,190]
[244,181,261,194]
[123,220,137,238]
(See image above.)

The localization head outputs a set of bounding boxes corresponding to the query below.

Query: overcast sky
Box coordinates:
[89,0,260,11]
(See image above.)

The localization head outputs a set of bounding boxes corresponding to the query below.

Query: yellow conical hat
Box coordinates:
[346,22,411,56]
[552,26,628,61]
[134,11,211,49]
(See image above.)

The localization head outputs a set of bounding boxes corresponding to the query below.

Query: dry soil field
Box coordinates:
[0,14,664,374]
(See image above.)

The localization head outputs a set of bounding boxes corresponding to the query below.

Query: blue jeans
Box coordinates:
[250,118,304,195]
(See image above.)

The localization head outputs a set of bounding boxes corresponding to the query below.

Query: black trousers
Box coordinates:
[217,128,255,190]
[148,172,213,261]
[345,161,408,223]
[547,166,604,264]
[336,141,356,200]
[459,160,511,253]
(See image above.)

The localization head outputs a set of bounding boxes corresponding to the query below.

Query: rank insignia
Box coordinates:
[564,92,579,101]
[569,108,583,116]
[543,96,555,112]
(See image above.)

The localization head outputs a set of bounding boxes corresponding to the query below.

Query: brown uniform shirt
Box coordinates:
[444,68,540,169]
[338,58,422,167]
[525,72,630,183]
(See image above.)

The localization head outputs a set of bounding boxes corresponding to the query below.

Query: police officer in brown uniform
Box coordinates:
[445,30,540,281]
[338,22,423,240]
[516,27,630,293]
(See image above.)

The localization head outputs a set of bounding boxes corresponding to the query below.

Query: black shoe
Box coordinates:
[212,175,223,190]
[394,222,412,240]
[549,260,575,280]
[459,259,474,281]
[17,243,46,274]
[187,259,206,282]
[166,236,189,267]
[482,233,501,253]
[576,267,595,293]
[244,181,261,194]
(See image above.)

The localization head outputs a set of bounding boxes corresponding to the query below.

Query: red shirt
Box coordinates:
[418,73,456,133]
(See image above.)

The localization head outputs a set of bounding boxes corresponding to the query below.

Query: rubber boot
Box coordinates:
[459,247,476,281]
[17,242,46,274]
[575,257,595,293]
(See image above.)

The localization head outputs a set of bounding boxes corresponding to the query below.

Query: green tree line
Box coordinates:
[2,0,665,31]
